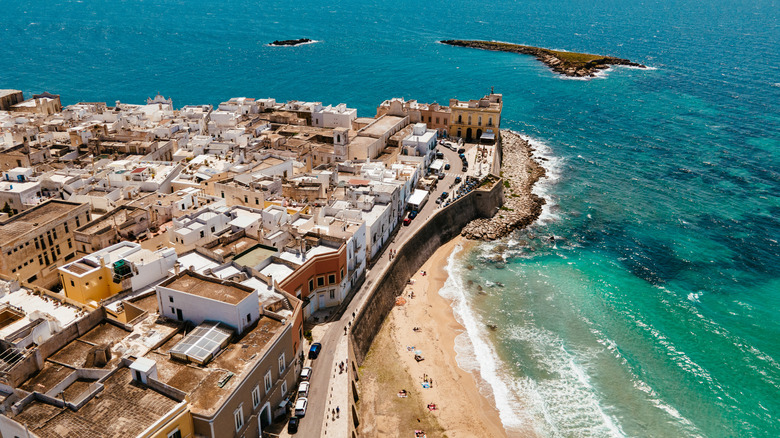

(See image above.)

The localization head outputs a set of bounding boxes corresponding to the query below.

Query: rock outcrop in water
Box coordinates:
[270,38,313,46]
[440,39,645,77]
[462,130,546,240]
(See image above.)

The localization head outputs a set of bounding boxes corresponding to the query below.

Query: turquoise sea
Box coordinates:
[3,0,779,436]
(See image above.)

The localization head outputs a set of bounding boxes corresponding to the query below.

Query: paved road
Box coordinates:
[293,142,471,437]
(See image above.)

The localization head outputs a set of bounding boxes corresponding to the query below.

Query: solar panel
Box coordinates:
[169,321,233,365]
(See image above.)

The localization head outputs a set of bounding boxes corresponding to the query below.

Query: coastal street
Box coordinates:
[294,140,491,437]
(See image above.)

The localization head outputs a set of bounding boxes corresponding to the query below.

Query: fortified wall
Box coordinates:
[349,176,504,365]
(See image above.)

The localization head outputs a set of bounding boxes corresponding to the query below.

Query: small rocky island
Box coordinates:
[440,39,645,77]
[270,38,313,47]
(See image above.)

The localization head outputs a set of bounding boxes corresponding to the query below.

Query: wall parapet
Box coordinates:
[349,175,503,364]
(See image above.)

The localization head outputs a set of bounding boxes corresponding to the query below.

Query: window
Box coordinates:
[340,268,345,280]
[244,195,248,203]
[309,279,314,292]
[264,370,272,393]
[200,231,204,238]
[328,274,336,284]
[478,116,482,126]
[234,406,244,432]
[76,218,80,227]
[247,314,251,323]
[221,192,225,198]
[281,380,288,396]
[210,226,215,232]
[255,198,259,205]
[252,385,261,408]
[167,429,182,438]
[330,290,335,300]
[70,280,75,287]
[169,296,174,303]
[67,239,72,249]
[278,353,286,374]
[317,277,325,287]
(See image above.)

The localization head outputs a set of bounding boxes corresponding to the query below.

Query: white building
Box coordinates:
[312,104,357,129]
[171,208,232,248]
[402,123,438,165]
[156,270,260,335]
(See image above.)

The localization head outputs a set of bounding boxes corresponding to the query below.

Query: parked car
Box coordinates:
[458,148,465,154]
[308,343,322,359]
[462,166,468,172]
[294,397,308,417]
[435,151,444,159]
[438,173,445,180]
[454,176,462,184]
[458,153,465,159]
[409,210,418,219]
[300,367,312,381]
[403,217,412,226]
[288,416,300,434]
[444,163,451,170]
[298,381,310,398]
[440,192,449,200]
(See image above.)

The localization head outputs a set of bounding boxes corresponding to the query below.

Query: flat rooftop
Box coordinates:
[0,282,81,339]
[233,245,278,269]
[13,367,180,438]
[361,115,405,137]
[0,200,86,246]
[150,314,285,416]
[162,272,252,305]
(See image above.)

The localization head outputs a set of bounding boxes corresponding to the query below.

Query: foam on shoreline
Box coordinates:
[438,244,534,434]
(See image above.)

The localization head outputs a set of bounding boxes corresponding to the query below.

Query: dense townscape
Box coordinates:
[0,89,508,437]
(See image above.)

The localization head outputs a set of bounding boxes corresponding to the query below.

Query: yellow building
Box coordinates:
[59,241,177,308]
[140,399,195,438]
[449,91,503,143]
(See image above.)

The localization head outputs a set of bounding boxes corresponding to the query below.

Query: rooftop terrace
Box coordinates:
[162,271,252,305]
[0,200,86,246]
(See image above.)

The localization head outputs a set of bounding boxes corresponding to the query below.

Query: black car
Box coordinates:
[458,148,465,154]
[288,416,300,434]
[462,166,468,172]
[308,342,322,359]
[444,163,451,170]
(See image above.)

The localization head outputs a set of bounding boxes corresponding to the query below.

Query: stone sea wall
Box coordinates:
[462,130,546,240]
[349,177,504,365]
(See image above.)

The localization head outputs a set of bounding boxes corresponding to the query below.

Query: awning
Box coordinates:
[479,131,496,141]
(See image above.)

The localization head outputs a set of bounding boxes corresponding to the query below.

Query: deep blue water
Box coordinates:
[2,0,779,436]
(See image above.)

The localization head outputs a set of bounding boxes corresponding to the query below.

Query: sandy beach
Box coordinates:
[358,236,509,438]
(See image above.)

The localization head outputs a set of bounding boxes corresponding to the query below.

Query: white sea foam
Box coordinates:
[505,324,628,437]
[510,132,564,224]
[439,244,537,434]
[441,245,629,436]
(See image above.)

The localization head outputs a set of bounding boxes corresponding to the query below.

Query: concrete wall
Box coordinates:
[3,307,106,387]
[349,176,503,365]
